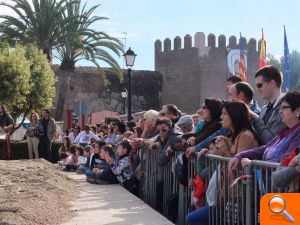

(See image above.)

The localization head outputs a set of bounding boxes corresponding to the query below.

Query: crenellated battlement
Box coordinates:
[155,31,263,114]
[155,32,262,53]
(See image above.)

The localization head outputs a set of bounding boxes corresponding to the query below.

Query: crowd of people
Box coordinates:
[0,65,300,225]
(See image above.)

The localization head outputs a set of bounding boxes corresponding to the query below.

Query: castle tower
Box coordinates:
[155,32,261,113]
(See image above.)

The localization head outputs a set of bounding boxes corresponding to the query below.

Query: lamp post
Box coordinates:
[121,89,127,115]
[123,47,137,121]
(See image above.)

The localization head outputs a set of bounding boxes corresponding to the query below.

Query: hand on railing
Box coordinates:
[165,146,174,156]
[241,158,252,168]
[133,138,144,148]
[185,146,196,158]
[150,142,160,151]
[197,148,209,158]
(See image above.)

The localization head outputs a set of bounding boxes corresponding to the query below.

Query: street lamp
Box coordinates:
[121,89,127,115]
[123,47,137,121]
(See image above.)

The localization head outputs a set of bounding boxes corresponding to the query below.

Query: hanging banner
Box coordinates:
[227,49,247,78]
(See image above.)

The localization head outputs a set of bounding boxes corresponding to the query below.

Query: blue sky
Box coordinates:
[59,0,300,70]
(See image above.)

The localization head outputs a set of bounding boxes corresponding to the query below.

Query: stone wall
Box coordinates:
[52,66,162,126]
[155,32,264,113]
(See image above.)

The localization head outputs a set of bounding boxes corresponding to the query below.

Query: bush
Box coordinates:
[11,140,62,162]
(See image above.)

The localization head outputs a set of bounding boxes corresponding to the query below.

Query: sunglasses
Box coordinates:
[280,105,291,110]
[256,83,264,88]
[160,127,168,133]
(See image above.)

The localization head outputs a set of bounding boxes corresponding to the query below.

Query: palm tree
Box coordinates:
[0,0,77,61]
[55,1,124,80]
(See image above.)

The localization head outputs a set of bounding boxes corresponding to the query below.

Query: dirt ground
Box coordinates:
[0,159,78,225]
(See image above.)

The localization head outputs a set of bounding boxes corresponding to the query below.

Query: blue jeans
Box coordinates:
[77,165,88,174]
[186,205,209,225]
[79,142,88,147]
[85,169,96,179]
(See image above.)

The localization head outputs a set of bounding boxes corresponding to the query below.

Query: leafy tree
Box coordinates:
[267,51,300,90]
[25,44,56,114]
[0,45,31,117]
[0,43,55,129]
[267,53,283,71]
[54,1,124,80]
[290,50,300,89]
[0,0,124,81]
[0,0,76,61]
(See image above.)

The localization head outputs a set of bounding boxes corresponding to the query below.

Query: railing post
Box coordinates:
[244,165,253,225]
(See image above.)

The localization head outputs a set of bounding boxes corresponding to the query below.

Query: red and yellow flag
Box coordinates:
[259,29,266,68]
[239,33,247,81]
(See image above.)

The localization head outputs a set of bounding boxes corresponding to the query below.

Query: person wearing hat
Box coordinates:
[176,115,194,134]
[38,109,56,162]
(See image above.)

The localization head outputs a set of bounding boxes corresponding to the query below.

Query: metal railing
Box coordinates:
[139,148,299,225]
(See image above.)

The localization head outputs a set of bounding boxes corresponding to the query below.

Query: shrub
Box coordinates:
[11,140,62,162]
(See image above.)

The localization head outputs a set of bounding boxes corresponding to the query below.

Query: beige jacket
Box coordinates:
[216,129,259,157]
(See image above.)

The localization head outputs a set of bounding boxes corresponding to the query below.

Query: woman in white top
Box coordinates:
[74,125,100,147]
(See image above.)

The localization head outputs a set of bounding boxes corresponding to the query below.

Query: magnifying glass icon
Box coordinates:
[268,195,295,223]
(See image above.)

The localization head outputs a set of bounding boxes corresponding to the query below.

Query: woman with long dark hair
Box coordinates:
[215,100,259,156]
[0,104,14,159]
[58,137,71,159]
[185,98,223,156]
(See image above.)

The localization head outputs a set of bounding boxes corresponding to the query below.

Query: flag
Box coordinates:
[284,26,291,92]
[239,33,247,81]
[259,29,266,68]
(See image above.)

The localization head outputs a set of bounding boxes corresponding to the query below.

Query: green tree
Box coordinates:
[268,51,300,90]
[0,0,124,81]
[54,1,124,80]
[0,45,31,117]
[0,44,55,129]
[267,53,283,71]
[290,50,300,89]
[25,44,56,114]
[0,0,76,61]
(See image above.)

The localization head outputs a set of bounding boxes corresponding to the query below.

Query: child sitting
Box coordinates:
[87,145,118,185]
[85,141,107,179]
[58,145,78,171]
[77,145,91,174]
[76,146,86,166]
[105,140,133,192]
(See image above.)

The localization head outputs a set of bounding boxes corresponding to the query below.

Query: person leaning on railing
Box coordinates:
[272,147,300,189]
[185,98,223,157]
[228,91,300,175]
[186,100,260,225]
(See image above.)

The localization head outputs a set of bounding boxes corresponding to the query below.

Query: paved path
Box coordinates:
[61,173,174,225]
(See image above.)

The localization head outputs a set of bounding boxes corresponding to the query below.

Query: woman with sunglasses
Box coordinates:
[185,98,223,157]
[154,118,182,212]
[228,91,300,175]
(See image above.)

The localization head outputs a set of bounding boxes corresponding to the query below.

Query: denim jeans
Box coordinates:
[85,169,96,179]
[186,205,209,225]
[77,165,88,174]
